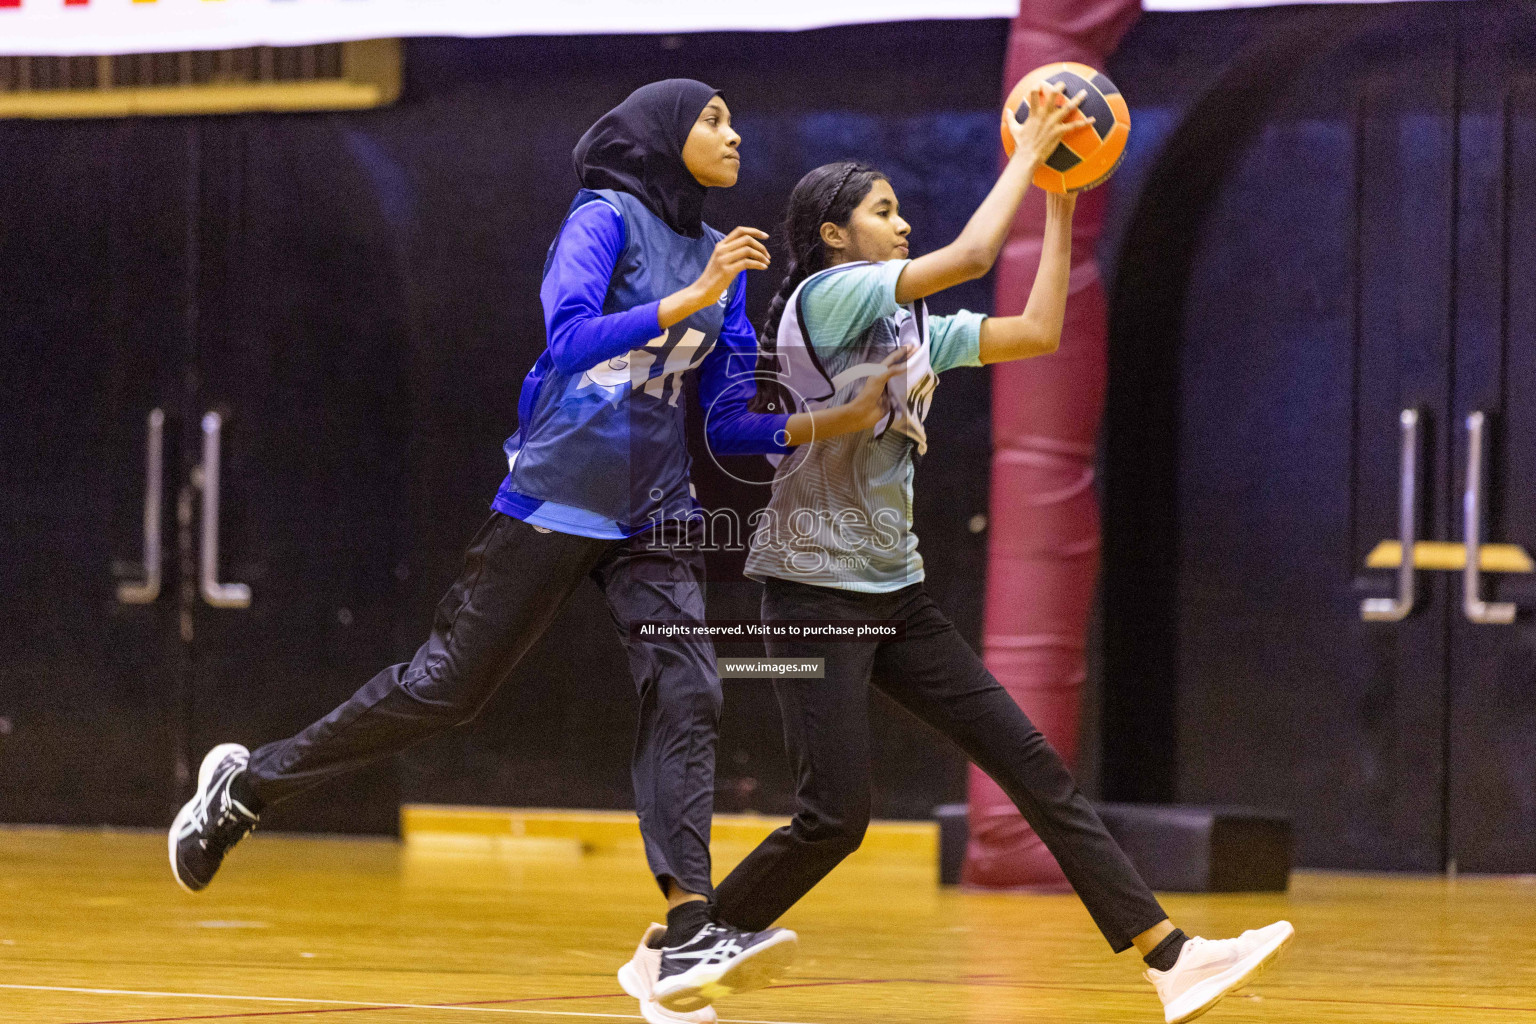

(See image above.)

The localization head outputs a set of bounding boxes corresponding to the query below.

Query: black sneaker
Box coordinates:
[653,923,798,1012]
[169,743,258,893]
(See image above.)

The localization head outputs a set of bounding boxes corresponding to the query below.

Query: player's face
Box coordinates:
[837,179,911,263]
[682,98,742,188]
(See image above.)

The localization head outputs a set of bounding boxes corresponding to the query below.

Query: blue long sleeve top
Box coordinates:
[493,201,789,538]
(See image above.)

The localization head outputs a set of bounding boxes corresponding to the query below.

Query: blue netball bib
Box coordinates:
[501,189,728,530]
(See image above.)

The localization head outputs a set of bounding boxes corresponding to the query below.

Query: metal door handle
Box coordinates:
[117,408,165,604]
[198,411,251,609]
[1363,408,1420,622]
[1463,411,1515,625]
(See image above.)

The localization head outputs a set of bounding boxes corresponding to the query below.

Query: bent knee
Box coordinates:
[650,672,724,723]
[402,663,500,727]
[828,824,868,859]
[795,812,870,859]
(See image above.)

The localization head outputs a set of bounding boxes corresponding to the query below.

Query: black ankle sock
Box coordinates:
[664,900,712,947]
[1143,929,1188,973]
[228,771,264,817]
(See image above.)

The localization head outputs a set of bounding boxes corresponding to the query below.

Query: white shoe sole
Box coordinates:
[654,929,798,1013]
[167,743,248,894]
[619,959,716,1024]
[1165,923,1294,1024]
[617,960,646,1000]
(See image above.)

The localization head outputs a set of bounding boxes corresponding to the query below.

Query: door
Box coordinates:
[184,118,413,834]
[0,120,187,825]
[1333,17,1458,870]
[1445,4,1536,873]
[1108,1,1536,873]
[1104,5,1481,869]
[0,116,414,834]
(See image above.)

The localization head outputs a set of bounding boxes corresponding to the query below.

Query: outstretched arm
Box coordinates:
[978,190,1075,364]
[781,346,909,445]
[894,83,1087,305]
[700,280,911,455]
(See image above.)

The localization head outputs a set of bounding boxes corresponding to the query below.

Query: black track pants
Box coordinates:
[245,512,722,897]
[711,578,1167,952]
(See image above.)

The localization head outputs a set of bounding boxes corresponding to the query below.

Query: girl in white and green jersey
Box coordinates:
[703,84,1294,1024]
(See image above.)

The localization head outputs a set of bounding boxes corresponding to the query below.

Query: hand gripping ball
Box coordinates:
[1002,62,1131,194]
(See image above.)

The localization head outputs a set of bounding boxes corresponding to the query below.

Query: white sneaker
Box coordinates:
[1145,921,1294,1024]
[618,924,718,1024]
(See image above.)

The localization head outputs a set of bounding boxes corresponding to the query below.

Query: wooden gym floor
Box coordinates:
[2,825,1534,1024]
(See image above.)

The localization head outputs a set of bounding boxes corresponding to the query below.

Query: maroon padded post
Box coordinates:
[963,0,1141,889]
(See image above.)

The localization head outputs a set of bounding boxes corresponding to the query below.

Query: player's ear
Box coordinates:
[819,220,847,253]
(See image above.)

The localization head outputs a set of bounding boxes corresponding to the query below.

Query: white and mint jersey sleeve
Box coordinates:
[928,310,987,374]
[798,259,910,347]
[801,260,984,372]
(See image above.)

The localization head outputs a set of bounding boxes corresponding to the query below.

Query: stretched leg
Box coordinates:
[603,528,802,1014]
[712,579,883,932]
[246,513,609,805]
[593,519,725,900]
[870,587,1167,953]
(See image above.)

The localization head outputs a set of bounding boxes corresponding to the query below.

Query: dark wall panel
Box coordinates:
[0,120,185,825]
[1098,1,1536,871]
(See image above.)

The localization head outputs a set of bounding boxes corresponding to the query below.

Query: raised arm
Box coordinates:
[978,190,1075,364]
[660,226,772,328]
[893,83,1087,305]
[543,203,771,377]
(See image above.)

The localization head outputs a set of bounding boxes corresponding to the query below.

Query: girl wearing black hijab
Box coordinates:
[169,79,900,1024]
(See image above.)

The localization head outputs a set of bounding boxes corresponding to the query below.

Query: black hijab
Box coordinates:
[573,79,722,239]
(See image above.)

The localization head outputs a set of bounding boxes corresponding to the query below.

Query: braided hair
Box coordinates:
[750,161,887,414]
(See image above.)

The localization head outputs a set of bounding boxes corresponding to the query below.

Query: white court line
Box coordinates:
[0,983,822,1024]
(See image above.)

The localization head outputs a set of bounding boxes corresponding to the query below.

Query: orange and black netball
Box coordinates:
[1002,62,1131,194]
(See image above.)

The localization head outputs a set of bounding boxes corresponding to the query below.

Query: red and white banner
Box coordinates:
[0,0,1020,56]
